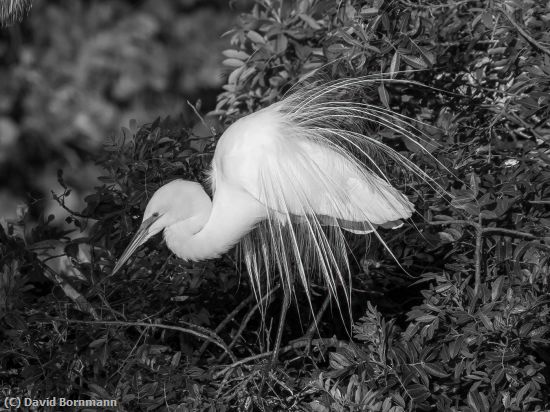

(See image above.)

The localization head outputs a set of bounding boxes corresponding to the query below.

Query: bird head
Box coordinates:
[111,180,210,275]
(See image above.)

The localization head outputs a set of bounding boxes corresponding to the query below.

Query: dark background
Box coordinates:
[0,0,248,223]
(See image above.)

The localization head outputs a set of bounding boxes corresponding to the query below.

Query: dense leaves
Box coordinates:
[1,0,549,410]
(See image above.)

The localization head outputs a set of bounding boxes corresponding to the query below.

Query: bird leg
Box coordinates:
[303,293,331,352]
[259,284,291,397]
[270,285,291,368]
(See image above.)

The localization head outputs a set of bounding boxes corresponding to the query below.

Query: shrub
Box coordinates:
[1,0,548,410]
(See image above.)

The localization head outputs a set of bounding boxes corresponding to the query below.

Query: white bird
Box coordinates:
[112,76,439,360]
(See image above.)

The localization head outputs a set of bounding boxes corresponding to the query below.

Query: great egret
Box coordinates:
[113,76,440,363]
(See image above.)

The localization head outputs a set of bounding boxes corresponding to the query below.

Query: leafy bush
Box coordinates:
[1,0,549,410]
[0,0,233,222]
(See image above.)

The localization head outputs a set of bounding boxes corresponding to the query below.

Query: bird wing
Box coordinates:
[212,101,416,306]
[213,108,414,235]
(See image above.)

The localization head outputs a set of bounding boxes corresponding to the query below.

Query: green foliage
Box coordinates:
[1,0,549,410]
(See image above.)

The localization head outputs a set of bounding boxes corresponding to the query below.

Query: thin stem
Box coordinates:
[499,9,550,57]
[214,337,347,379]
[41,317,236,362]
[304,294,331,342]
[217,285,280,363]
[198,294,254,358]
[270,288,290,367]
[474,215,483,298]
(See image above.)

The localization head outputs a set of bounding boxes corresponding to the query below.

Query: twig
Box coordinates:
[426,219,480,229]
[187,100,217,136]
[198,294,255,358]
[40,318,236,362]
[304,294,331,341]
[214,337,347,379]
[499,9,550,57]
[482,227,539,240]
[428,220,541,240]
[426,219,545,298]
[473,216,483,298]
[51,191,91,219]
[40,263,99,320]
[218,285,280,363]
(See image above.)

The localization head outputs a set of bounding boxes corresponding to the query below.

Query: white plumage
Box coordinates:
[113,76,439,310]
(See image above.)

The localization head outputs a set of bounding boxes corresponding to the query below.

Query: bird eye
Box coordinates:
[152,212,160,217]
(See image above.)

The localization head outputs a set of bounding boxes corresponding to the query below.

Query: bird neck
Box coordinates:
[164,185,266,262]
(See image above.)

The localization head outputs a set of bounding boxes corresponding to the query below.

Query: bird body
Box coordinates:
[113,77,438,306]
[165,181,265,261]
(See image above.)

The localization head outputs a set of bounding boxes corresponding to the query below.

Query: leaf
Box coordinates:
[299,13,322,30]
[88,337,107,348]
[246,30,265,44]
[329,352,352,369]
[480,210,498,219]
[491,369,505,386]
[435,284,453,293]
[469,172,479,197]
[411,43,435,66]
[389,52,400,78]
[309,401,330,412]
[438,228,462,243]
[401,54,427,69]
[515,383,530,405]
[325,42,347,59]
[88,383,112,399]
[273,33,288,54]
[407,384,430,403]
[481,11,493,28]
[170,351,181,368]
[392,393,406,408]
[378,84,390,109]
[228,66,244,84]
[423,362,449,378]
[467,390,484,412]
[416,314,437,323]
[491,276,504,301]
[478,312,493,331]
[451,199,480,215]
[360,7,379,17]
[223,58,245,68]
[449,336,465,359]
[518,322,533,337]
[222,49,250,60]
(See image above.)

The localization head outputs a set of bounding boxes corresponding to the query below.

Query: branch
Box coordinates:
[304,294,331,341]
[218,285,280,363]
[213,337,347,379]
[427,220,542,241]
[198,294,255,358]
[51,191,91,219]
[499,9,550,57]
[481,227,539,240]
[474,216,483,298]
[41,318,236,362]
[426,219,480,229]
[39,263,99,320]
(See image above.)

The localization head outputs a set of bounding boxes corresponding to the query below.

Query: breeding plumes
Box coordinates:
[0,0,32,27]
[113,76,443,360]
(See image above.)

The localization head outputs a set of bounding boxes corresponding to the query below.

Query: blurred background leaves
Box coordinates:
[0,0,247,222]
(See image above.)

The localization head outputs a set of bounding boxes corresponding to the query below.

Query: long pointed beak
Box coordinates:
[112,214,161,275]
